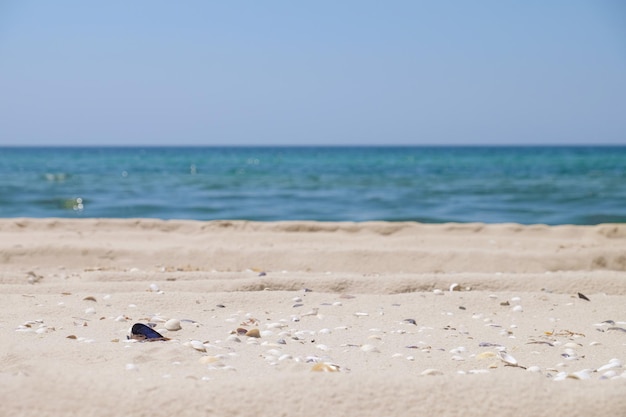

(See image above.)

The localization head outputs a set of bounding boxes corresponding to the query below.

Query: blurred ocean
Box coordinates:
[0,146,624,225]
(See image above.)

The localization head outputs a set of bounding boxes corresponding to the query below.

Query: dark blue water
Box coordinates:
[0,146,624,225]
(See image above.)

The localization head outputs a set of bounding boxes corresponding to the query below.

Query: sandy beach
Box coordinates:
[1,219,625,417]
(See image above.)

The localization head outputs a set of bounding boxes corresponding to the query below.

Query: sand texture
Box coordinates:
[2,219,626,417]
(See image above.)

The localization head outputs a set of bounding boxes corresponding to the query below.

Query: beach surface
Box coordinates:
[2,219,626,416]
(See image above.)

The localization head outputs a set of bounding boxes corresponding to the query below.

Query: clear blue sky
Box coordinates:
[1,1,625,146]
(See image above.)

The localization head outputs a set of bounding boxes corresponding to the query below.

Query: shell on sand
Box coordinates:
[498,352,518,366]
[311,363,340,372]
[164,319,182,331]
[245,328,261,338]
[476,351,496,360]
[421,368,443,376]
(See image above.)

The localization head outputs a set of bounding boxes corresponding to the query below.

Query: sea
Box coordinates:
[0,146,624,225]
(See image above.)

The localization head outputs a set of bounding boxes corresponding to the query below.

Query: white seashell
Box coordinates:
[568,370,591,380]
[332,301,343,306]
[318,328,332,334]
[354,312,369,317]
[498,352,518,366]
[149,283,159,292]
[451,355,465,361]
[226,335,241,343]
[278,354,292,361]
[597,359,622,372]
[511,296,521,302]
[526,366,541,373]
[589,341,601,346]
[266,322,286,329]
[292,296,303,303]
[360,344,380,353]
[406,356,415,361]
[511,305,523,312]
[421,368,443,376]
[553,372,568,381]
[601,370,617,379]
[449,283,460,292]
[433,289,444,295]
[84,307,96,315]
[189,340,206,352]
[164,319,182,331]
[468,369,490,374]
[316,344,330,351]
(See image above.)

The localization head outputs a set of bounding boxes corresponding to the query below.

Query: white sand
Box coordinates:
[1,219,625,416]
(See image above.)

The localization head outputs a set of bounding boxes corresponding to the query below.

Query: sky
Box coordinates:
[0,1,625,146]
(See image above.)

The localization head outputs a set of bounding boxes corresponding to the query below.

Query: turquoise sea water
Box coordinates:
[0,146,624,225]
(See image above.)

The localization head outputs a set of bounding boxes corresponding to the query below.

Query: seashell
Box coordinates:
[421,368,443,376]
[83,296,97,302]
[128,323,169,341]
[449,283,460,292]
[149,283,159,292]
[360,344,380,353]
[316,344,330,351]
[433,289,444,295]
[260,330,274,337]
[278,354,292,361]
[318,328,332,334]
[511,305,523,312]
[498,352,518,366]
[596,359,622,372]
[451,355,465,361]
[199,356,221,364]
[85,307,96,315]
[189,340,207,352]
[526,366,541,373]
[311,363,340,372]
[403,318,417,325]
[164,319,182,331]
[66,335,77,339]
[567,370,591,380]
[354,312,369,317]
[266,322,287,329]
[226,335,241,343]
[476,351,496,360]
[245,328,261,338]
[468,369,490,374]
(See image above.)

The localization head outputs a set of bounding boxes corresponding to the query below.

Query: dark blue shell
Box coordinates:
[130,323,166,340]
